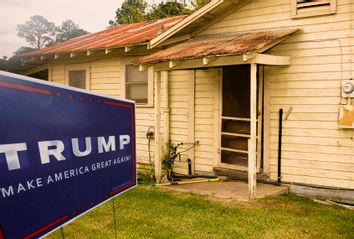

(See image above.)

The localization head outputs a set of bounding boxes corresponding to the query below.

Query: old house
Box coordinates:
[21,0,353,202]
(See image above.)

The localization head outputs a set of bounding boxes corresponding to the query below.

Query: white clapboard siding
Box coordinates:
[51,64,65,84]
[49,57,154,166]
[194,69,218,173]
[201,2,352,35]
[270,150,353,164]
[168,70,193,175]
[90,58,120,97]
[194,0,354,189]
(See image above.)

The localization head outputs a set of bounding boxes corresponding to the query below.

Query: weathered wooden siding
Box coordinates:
[51,64,65,85]
[168,70,193,175]
[48,56,155,166]
[194,69,218,173]
[90,58,120,97]
[199,0,354,188]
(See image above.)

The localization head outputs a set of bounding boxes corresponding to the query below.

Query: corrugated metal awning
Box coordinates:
[137,29,298,64]
[22,15,186,57]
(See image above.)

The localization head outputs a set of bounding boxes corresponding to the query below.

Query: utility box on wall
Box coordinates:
[341,80,354,98]
[338,105,354,128]
[339,80,354,128]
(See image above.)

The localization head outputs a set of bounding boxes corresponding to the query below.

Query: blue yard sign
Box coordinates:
[0,71,136,239]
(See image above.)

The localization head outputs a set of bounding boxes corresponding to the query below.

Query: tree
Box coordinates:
[17,15,58,49]
[191,0,209,10]
[0,57,8,71]
[109,0,209,25]
[0,47,36,72]
[147,2,192,20]
[109,0,147,25]
[56,20,89,42]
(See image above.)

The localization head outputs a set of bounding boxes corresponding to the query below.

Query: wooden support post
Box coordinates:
[187,70,195,175]
[161,71,170,143]
[263,66,270,176]
[257,65,264,172]
[48,62,53,82]
[248,63,258,199]
[154,72,162,183]
[214,69,222,167]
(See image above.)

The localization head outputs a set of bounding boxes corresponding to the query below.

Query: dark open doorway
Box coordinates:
[221,65,256,170]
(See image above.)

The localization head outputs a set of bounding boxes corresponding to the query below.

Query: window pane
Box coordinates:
[126,65,148,103]
[69,70,86,89]
[126,65,147,83]
[126,83,148,104]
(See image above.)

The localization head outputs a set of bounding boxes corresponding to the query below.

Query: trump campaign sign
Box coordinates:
[0,71,136,239]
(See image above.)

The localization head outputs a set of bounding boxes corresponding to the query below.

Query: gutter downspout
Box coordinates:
[278,108,283,185]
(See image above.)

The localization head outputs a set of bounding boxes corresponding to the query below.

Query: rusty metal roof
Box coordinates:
[137,29,298,64]
[23,15,186,57]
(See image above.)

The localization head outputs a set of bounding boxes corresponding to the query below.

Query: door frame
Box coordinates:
[215,65,263,172]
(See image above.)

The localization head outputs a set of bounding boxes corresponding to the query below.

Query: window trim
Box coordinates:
[65,63,90,90]
[291,0,336,19]
[121,59,153,108]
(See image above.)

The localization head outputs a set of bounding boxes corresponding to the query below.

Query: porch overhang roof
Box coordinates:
[137,29,298,69]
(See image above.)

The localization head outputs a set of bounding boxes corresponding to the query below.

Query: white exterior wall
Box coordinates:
[196,0,354,188]
[49,56,155,168]
[194,69,219,174]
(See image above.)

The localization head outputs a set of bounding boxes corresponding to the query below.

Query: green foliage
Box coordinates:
[0,58,8,71]
[17,15,58,49]
[147,2,192,20]
[0,47,35,72]
[191,0,209,9]
[109,0,208,25]
[109,0,147,25]
[56,20,89,42]
[161,140,179,180]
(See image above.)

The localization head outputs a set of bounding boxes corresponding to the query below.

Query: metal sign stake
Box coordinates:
[112,198,118,239]
[60,227,65,239]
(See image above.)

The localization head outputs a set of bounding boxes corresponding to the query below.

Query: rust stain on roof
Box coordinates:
[137,29,298,64]
[23,15,186,57]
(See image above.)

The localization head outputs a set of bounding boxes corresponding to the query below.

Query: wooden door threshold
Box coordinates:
[213,166,269,182]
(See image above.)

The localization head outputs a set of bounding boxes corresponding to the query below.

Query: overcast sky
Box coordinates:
[0,0,161,58]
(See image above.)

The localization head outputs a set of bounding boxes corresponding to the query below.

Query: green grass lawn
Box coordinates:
[48,185,354,239]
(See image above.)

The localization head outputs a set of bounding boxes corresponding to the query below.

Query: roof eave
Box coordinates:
[149,0,225,49]
[141,53,292,72]
[21,42,151,63]
[140,29,299,65]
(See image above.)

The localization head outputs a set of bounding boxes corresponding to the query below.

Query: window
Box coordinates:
[69,70,86,89]
[291,0,336,18]
[125,65,149,104]
[65,64,90,90]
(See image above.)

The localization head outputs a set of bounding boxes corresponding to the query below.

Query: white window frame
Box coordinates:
[121,59,153,107]
[291,0,336,19]
[65,63,90,90]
